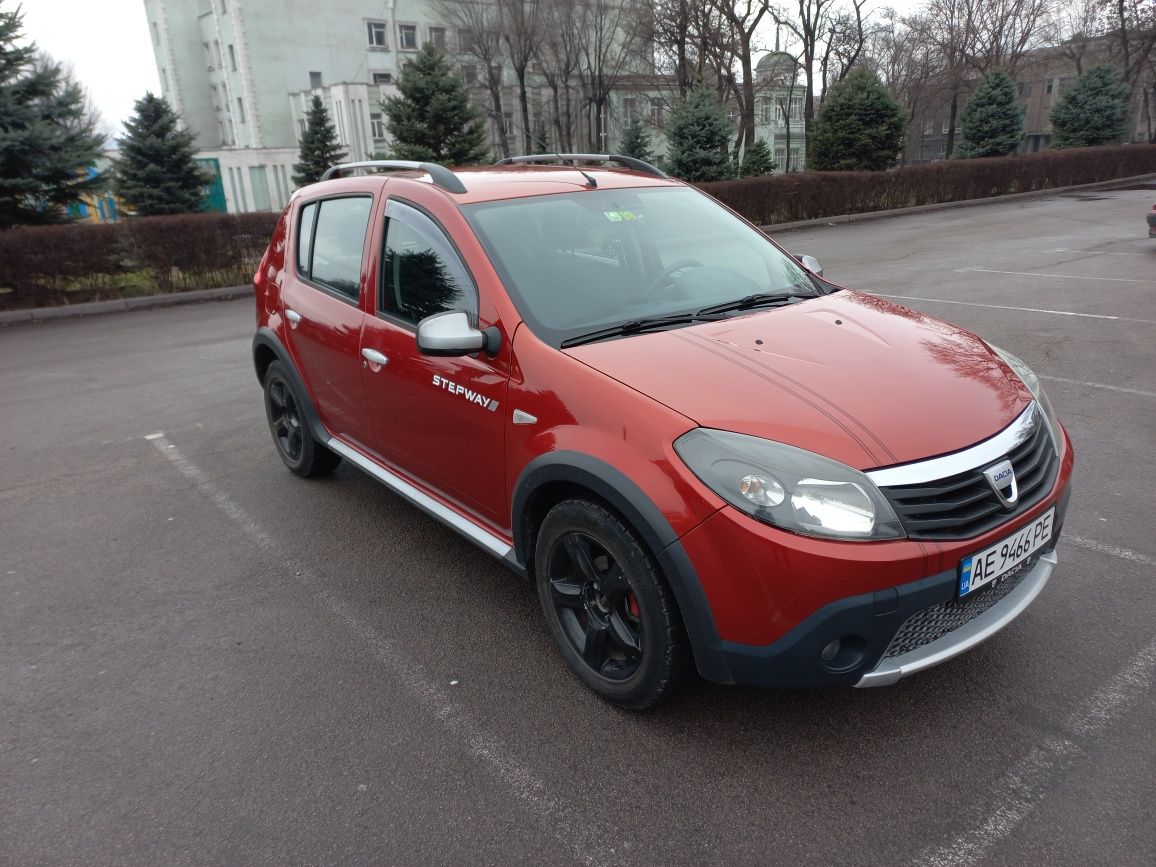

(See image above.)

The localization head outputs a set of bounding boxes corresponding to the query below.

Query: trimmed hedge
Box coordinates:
[0,212,279,310]
[699,144,1156,226]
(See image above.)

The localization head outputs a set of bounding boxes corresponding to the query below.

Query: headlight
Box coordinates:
[674,429,905,540]
[988,344,1062,452]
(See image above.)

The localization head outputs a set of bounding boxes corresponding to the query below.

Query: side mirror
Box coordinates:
[416,310,485,356]
[796,254,824,277]
[416,310,501,356]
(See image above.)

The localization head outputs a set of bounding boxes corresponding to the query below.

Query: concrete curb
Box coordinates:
[759,172,1156,234]
[0,285,250,326]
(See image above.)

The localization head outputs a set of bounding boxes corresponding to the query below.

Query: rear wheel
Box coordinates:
[535,499,688,710]
[262,361,341,478]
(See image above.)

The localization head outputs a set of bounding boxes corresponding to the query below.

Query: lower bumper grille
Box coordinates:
[882,550,1044,660]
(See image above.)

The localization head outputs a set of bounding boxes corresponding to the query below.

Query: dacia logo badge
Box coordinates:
[983,459,1018,509]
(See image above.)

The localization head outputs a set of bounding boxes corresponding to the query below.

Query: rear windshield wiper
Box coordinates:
[560,313,724,348]
[696,290,813,316]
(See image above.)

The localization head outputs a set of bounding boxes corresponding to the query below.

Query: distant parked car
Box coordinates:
[1148,202,1156,237]
[252,155,1074,709]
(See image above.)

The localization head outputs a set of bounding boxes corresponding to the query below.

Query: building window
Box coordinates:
[622,96,638,122]
[462,64,477,86]
[151,22,160,45]
[459,30,479,53]
[1045,78,1054,94]
[398,24,418,50]
[941,117,949,134]
[428,26,447,49]
[214,40,223,69]
[370,113,387,140]
[759,99,771,124]
[228,44,237,71]
[310,71,322,89]
[790,96,802,121]
[1017,81,1031,98]
[203,41,213,71]
[367,21,388,48]
[775,148,786,168]
[372,72,394,85]
[297,118,306,137]
[210,84,220,111]
[220,0,227,11]
[236,96,246,123]
[650,97,663,128]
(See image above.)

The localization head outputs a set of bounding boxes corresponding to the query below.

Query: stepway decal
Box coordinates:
[432,374,499,411]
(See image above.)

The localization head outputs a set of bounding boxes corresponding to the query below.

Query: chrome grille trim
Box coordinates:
[866,403,1039,488]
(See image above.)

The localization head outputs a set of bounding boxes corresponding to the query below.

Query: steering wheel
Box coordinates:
[644,258,704,301]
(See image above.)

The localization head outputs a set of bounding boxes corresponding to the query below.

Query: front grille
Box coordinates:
[879,409,1058,540]
[882,551,1043,659]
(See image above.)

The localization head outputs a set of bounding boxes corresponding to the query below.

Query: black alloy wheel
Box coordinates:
[547,532,644,681]
[535,499,688,709]
[262,360,341,478]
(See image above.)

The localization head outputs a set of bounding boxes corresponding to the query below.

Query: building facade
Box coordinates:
[144,0,809,213]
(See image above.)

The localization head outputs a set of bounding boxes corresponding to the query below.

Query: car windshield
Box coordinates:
[462,187,819,346]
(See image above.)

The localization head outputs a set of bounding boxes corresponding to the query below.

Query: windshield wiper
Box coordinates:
[560,313,724,348]
[695,290,813,316]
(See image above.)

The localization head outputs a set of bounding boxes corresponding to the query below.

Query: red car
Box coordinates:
[252,156,1073,709]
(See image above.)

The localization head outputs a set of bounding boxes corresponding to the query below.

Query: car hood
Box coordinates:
[564,291,1033,470]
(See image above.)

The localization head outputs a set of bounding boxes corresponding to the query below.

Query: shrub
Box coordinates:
[698,144,1156,226]
[0,211,279,309]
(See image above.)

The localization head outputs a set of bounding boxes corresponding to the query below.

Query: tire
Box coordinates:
[262,360,341,478]
[535,499,689,710]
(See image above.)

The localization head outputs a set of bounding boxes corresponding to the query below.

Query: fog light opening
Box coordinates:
[819,635,868,673]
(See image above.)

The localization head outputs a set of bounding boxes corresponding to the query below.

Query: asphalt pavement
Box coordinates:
[2,188,1154,866]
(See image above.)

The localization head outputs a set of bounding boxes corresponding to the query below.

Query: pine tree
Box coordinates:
[1050,66,1131,149]
[740,138,776,176]
[809,69,905,171]
[532,115,550,153]
[664,86,735,182]
[0,2,105,228]
[383,43,488,164]
[619,117,653,162]
[956,70,1023,158]
[113,93,207,215]
[292,95,347,186]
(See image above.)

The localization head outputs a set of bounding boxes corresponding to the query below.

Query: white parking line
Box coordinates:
[955,267,1152,284]
[916,638,1156,867]
[1053,248,1148,257]
[1038,375,1156,398]
[869,293,1156,325]
[145,431,615,867]
[1064,535,1156,567]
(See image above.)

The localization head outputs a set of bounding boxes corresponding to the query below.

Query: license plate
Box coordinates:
[959,508,1054,597]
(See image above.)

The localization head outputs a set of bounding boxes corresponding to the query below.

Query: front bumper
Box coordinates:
[693,482,1070,688]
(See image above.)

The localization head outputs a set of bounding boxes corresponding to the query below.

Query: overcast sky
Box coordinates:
[20,0,925,137]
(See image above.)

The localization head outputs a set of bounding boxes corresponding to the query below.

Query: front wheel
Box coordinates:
[535,500,689,710]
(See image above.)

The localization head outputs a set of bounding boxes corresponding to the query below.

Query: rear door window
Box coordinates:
[296,195,373,303]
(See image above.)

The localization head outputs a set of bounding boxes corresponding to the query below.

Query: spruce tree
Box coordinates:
[664,87,734,182]
[740,138,775,176]
[1051,66,1131,148]
[956,70,1023,158]
[0,1,105,228]
[113,93,207,215]
[292,95,347,186]
[619,117,653,162]
[383,42,488,164]
[809,69,905,171]
[532,115,550,153]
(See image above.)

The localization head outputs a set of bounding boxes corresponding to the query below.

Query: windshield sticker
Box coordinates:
[603,210,639,223]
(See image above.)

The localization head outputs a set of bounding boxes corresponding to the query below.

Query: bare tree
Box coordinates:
[502,0,543,153]
[768,0,839,162]
[710,0,770,155]
[966,0,1053,76]
[818,0,870,104]
[434,0,510,157]
[574,0,647,151]
[914,0,976,158]
[536,0,583,150]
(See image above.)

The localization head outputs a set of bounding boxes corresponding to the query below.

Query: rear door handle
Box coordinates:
[361,348,389,367]
[284,308,302,324]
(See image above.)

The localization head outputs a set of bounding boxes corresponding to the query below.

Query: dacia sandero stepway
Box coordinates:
[252,155,1073,709]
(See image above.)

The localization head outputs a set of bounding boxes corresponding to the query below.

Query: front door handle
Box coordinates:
[361,348,389,367]
[284,308,302,324]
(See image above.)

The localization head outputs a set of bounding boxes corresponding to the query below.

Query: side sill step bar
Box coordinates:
[325,438,514,560]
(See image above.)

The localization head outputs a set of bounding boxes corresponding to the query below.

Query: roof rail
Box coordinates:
[495,153,668,179]
[319,160,467,194]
